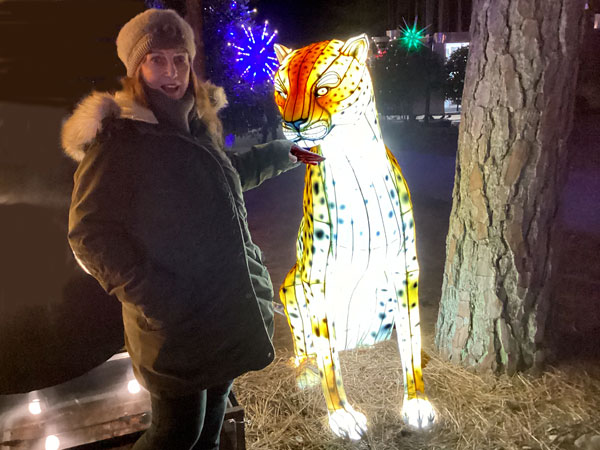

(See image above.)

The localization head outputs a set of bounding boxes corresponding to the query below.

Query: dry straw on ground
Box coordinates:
[234,339,600,450]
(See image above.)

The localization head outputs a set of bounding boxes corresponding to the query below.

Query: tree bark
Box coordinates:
[438,0,446,31]
[434,0,586,374]
[424,83,431,123]
[426,0,435,30]
[388,0,401,30]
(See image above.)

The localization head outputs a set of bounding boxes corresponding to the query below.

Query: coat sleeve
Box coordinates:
[226,139,299,191]
[67,139,192,320]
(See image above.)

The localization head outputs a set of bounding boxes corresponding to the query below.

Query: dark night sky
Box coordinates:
[0,0,472,106]
[1,0,394,104]
[251,0,472,48]
[250,0,391,47]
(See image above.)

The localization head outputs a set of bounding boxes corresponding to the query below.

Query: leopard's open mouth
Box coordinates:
[282,120,330,142]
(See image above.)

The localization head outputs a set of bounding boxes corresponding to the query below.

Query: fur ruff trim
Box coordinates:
[61,83,228,162]
[62,92,118,162]
[205,82,228,112]
[61,91,159,162]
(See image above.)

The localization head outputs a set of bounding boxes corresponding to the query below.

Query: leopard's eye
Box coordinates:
[274,81,288,100]
[316,87,329,97]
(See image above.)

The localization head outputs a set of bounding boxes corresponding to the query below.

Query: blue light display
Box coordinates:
[228,20,279,88]
[144,0,164,8]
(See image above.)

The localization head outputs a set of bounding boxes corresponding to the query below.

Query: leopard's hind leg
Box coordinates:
[386,147,436,429]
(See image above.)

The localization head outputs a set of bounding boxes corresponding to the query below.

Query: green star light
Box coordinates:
[399,18,427,51]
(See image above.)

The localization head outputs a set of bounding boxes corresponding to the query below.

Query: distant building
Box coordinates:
[432,32,469,113]
[431,31,469,59]
[369,30,470,116]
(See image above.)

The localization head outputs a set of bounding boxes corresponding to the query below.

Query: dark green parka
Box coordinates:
[62,89,296,395]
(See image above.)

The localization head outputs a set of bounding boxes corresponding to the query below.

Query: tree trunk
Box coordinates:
[426,0,435,30]
[185,0,205,79]
[438,0,446,31]
[457,0,463,32]
[424,83,431,123]
[388,0,402,30]
[434,0,586,374]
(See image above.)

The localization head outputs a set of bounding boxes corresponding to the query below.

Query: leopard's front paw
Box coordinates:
[289,356,320,389]
[328,405,368,440]
[296,366,320,389]
[401,397,436,429]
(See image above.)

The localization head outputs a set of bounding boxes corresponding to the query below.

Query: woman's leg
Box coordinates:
[193,379,234,450]
[132,390,207,450]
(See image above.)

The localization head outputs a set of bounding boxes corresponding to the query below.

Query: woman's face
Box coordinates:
[140,49,190,100]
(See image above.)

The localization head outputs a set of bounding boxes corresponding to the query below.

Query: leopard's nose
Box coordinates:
[292,119,307,131]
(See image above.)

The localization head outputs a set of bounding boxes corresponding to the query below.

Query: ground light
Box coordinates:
[127,379,141,394]
[28,399,42,415]
[0,353,152,448]
[45,435,60,450]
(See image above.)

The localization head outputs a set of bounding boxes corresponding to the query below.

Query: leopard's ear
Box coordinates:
[274,43,292,64]
[340,33,370,64]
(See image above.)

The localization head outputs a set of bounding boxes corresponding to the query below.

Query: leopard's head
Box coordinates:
[273,34,373,148]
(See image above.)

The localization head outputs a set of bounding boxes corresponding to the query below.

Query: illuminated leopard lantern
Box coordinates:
[274,34,435,439]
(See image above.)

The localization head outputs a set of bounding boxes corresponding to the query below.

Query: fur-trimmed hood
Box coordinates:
[62,83,228,162]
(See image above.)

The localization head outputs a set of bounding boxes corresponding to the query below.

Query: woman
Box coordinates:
[62,8,322,450]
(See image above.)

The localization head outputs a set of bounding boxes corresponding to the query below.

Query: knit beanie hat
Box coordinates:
[116,8,196,77]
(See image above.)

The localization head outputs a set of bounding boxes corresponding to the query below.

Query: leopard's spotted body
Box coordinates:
[274,34,434,437]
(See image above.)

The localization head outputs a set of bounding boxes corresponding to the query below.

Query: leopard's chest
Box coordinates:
[308,150,403,260]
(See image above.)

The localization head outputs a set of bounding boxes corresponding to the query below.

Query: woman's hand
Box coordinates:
[290,144,325,166]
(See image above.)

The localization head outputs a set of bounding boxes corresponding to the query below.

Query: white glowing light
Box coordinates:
[401,398,436,429]
[45,435,60,450]
[328,406,368,441]
[266,32,277,46]
[28,399,42,415]
[127,379,141,394]
[261,21,268,40]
